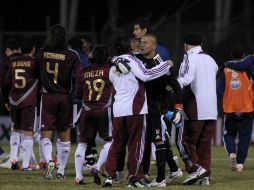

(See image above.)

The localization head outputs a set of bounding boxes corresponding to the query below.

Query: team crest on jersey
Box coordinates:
[230,78,241,89]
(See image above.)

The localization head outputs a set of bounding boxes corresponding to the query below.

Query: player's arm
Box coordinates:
[166,75,182,105]
[177,57,196,88]
[128,57,172,82]
[225,55,254,71]
[74,71,83,99]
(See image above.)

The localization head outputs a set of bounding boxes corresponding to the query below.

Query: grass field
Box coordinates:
[0,144,254,190]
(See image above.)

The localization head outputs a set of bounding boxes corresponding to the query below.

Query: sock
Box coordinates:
[22,136,34,168]
[151,143,156,161]
[10,132,21,162]
[18,133,24,161]
[56,138,61,165]
[41,138,53,163]
[30,151,37,165]
[39,140,45,162]
[75,143,87,180]
[57,141,71,175]
[96,141,111,171]
[155,143,167,182]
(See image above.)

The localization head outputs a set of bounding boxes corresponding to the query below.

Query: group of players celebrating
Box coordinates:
[0,17,217,188]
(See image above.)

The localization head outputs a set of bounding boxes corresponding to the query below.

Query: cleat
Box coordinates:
[44,161,55,180]
[149,179,166,187]
[75,178,84,185]
[22,167,32,172]
[195,176,210,185]
[11,160,19,170]
[56,173,65,179]
[0,159,11,169]
[236,164,244,172]
[127,180,145,188]
[230,153,237,171]
[183,166,208,185]
[39,161,47,170]
[91,168,101,185]
[166,168,183,184]
[102,177,113,187]
[115,171,124,183]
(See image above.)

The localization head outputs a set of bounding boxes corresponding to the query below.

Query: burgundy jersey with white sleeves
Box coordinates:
[109,54,171,117]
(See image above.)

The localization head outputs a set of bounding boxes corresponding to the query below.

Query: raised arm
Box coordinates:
[226,55,254,71]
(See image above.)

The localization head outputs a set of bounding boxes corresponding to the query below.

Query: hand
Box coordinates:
[5,103,10,111]
[171,108,182,125]
[166,60,174,67]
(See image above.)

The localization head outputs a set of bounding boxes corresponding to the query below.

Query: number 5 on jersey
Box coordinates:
[46,62,59,84]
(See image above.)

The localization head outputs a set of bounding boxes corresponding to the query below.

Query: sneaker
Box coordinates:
[149,179,166,187]
[230,153,237,171]
[44,161,55,180]
[183,166,208,185]
[56,173,65,179]
[236,164,244,172]
[11,160,19,170]
[166,168,183,184]
[75,178,84,185]
[22,167,33,172]
[91,168,101,185]
[102,177,113,187]
[0,153,10,164]
[127,180,145,188]
[0,159,11,169]
[195,177,210,185]
[115,171,124,183]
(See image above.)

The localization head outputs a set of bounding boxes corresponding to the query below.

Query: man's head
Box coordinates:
[114,35,131,55]
[130,37,140,53]
[133,17,151,39]
[19,36,36,56]
[47,24,66,50]
[140,33,157,57]
[4,39,19,57]
[231,45,245,60]
[89,45,110,65]
[79,34,93,55]
[68,37,83,51]
[183,34,202,52]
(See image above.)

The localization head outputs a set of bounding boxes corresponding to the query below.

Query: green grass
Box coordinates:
[0,144,254,190]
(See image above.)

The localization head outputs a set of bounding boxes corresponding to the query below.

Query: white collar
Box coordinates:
[186,46,202,54]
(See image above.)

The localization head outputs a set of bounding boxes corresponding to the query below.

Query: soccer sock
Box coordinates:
[10,132,21,162]
[75,143,87,180]
[38,140,45,162]
[18,133,24,161]
[41,138,53,163]
[56,138,61,165]
[22,136,34,168]
[155,143,167,182]
[57,141,71,175]
[96,141,111,171]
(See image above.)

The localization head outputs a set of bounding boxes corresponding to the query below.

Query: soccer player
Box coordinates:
[133,17,170,61]
[136,33,183,187]
[177,34,218,185]
[103,35,172,188]
[74,45,113,185]
[37,24,81,179]
[218,45,254,172]
[4,36,39,171]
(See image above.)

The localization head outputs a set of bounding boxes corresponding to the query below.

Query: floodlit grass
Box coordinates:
[0,144,254,190]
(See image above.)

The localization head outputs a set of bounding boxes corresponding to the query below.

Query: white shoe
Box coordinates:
[236,164,244,172]
[0,153,10,164]
[166,168,183,184]
[44,161,55,180]
[183,166,208,185]
[149,179,166,187]
[0,159,11,169]
[195,177,210,185]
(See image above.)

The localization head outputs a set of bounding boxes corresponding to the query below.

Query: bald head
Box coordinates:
[140,33,157,58]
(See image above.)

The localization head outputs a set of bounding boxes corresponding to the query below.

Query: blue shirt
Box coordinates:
[156,43,170,61]
[74,48,90,68]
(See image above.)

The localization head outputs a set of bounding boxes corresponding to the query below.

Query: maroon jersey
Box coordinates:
[75,63,113,110]
[37,48,81,94]
[6,54,39,108]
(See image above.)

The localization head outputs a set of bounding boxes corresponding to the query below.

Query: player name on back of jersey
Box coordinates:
[43,52,66,60]
[12,61,31,67]
[84,70,104,78]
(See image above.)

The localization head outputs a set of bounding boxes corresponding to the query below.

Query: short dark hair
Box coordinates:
[114,35,131,55]
[231,45,245,60]
[68,37,83,50]
[142,33,157,44]
[45,24,67,50]
[133,17,152,32]
[90,45,110,65]
[183,34,202,46]
[19,36,36,54]
[4,39,18,51]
